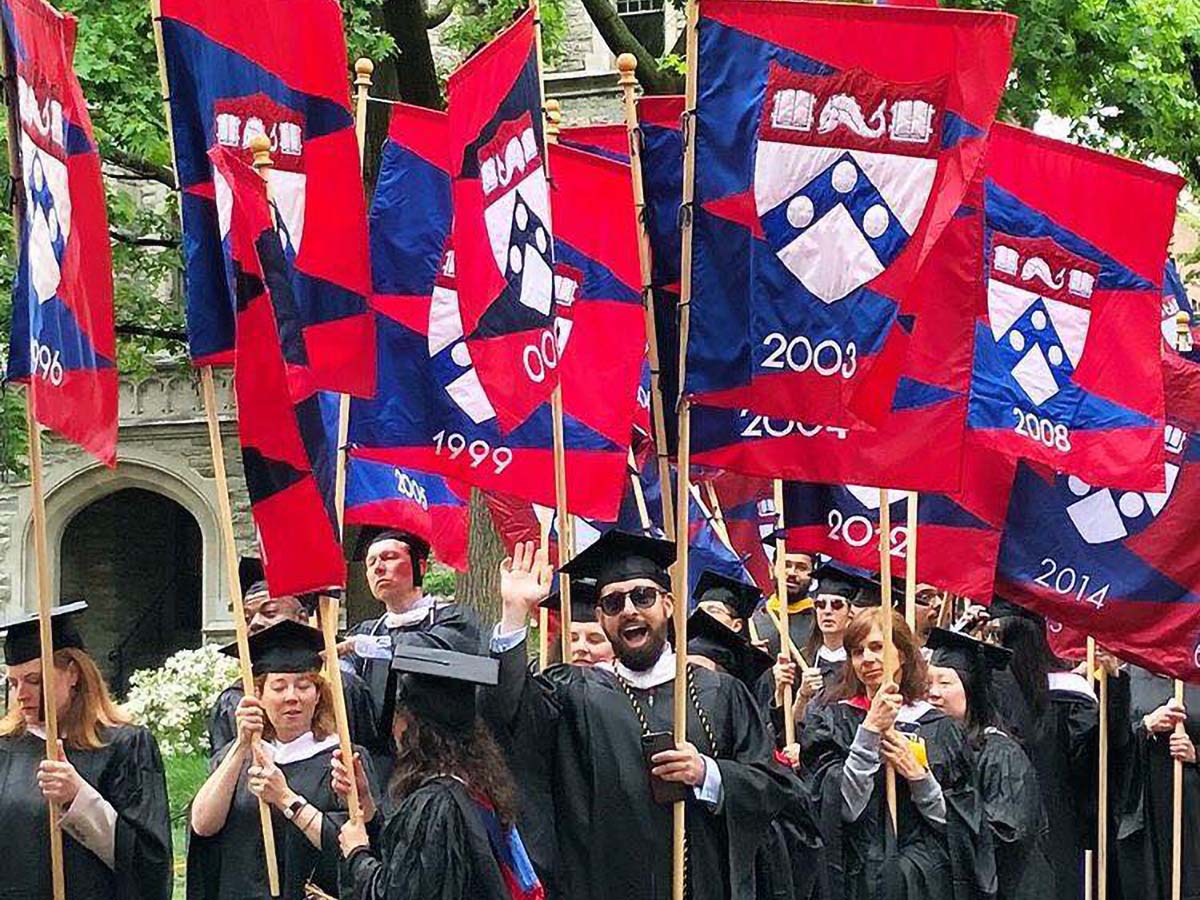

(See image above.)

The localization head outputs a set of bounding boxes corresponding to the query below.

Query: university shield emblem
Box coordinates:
[19,74,71,305]
[479,111,554,317]
[985,234,1097,408]
[753,65,945,304]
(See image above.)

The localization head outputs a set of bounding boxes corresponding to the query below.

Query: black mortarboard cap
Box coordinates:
[988,595,1045,626]
[686,608,773,687]
[927,627,1012,676]
[350,526,431,562]
[560,530,675,593]
[812,561,867,601]
[2,601,88,666]
[240,557,265,596]
[222,619,324,677]
[692,570,763,621]
[391,645,499,735]
[541,576,600,623]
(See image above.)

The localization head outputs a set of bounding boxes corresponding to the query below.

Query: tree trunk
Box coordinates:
[578,0,683,94]
[455,488,506,626]
[382,0,446,110]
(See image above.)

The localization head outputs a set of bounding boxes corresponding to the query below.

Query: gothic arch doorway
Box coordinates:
[59,487,203,694]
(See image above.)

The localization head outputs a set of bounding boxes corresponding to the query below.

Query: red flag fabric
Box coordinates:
[209,146,344,596]
[966,124,1184,492]
[3,0,116,465]
[447,11,560,433]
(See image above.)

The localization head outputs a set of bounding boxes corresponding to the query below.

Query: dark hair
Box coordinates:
[947,660,1003,747]
[390,712,519,829]
[995,615,1058,719]
[369,531,427,587]
[831,608,927,704]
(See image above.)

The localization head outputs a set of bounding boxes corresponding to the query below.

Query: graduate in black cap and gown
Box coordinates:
[801,607,994,900]
[0,602,172,900]
[187,620,379,900]
[687,607,823,900]
[987,597,1130,900]
[484,532,799,900]
[927,627,1053,900]
[207,581,379,757]
[751,551,816,661]
[334,645,544,899]
[342,529,482,776]
[1115,666,1200,900]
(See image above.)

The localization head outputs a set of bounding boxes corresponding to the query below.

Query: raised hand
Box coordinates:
[500,540,553,630]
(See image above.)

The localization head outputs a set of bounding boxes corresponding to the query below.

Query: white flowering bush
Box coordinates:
[123,644,240,757]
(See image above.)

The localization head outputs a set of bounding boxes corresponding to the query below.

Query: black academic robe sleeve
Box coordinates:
[104,726,174,900]
[207,684,241,757]
[978,731,1053,900]
[340,782,469,900]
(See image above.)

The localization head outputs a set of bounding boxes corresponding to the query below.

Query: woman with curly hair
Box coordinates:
[800,605,993,900]
[334,644,543,900]
[0,602,172,900]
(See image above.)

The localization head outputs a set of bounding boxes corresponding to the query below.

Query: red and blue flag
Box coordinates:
[343,457,470,572]
[209,146,344,597]
[159,0,373,394]
[3,0,116,465]
[447,10,560,433]
[349,104,641,520]
[703,471,776,596]
[686,0,1013,424]
[996,353,1200,681]
[966,124,1183,491]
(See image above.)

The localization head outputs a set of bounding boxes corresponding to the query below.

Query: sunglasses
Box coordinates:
[598,585,663,616]
[814,597,847,611]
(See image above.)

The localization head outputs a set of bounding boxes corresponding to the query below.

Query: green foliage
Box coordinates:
[948,0,1200,183]
[165,752,209,893]
[442,0,568,64]
[423,560,458,597]
[656,52,686,77]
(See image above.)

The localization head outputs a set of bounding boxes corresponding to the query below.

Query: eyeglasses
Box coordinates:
[813,597,846,611]
[598,585,662,616]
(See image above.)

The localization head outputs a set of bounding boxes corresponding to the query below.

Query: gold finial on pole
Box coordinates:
[250,134,273,173]
[616,52,638,87]
[354,57,375,87]
[1176,311,1193,353]
[544,97,562,143]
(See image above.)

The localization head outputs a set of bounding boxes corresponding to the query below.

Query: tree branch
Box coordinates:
[103,146,177,190]
[424,0,455,29]
[110,228,180,248]
[577,0,682,94]
[115,323,187,342]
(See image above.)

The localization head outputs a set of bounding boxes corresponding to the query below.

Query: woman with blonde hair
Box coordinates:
[188,618,379,899]
[801,604,993,900]
[0,602,172,899]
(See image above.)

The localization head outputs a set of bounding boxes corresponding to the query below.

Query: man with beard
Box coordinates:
[342,529,482,775]
[484,531,799,900]
[752,552,815,661]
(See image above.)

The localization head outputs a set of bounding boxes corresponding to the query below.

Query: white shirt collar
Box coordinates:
[267,731,340,766]
[382,595,434,629]
[598,643,678,690]
[1048,671,1097,701]
[28,724,46,741]
[816,645,846,664]
[897,700,934,724]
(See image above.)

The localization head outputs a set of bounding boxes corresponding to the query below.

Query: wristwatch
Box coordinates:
[283,797,306,821]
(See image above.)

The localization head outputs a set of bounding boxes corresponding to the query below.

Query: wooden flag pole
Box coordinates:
[147,3,281,878]
[1173,311,1190,900]
[629,448,654,534]
[0,31,65,900]
[904,491,918,631]
[539,515,551,670]
[200,368,281,895]
[670,0,702,889]
[541,91,574,663]
[703,482,730,547]
[616,53,676,541]
[1085,636,1097,900]
[1098,650,1109,900]
[879,487,898,829]
[332,57,375,531]
[773,480,797,746]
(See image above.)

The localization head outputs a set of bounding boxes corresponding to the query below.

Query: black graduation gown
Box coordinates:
[753,771,823,900]
[801,701,992,900]
[975,729,1053,900]
[0,725,172,900]
[347,603,483,758]
[186,740,376,900]
[752,606,815,661]
[1023,673,1131,900]
[482,638,799,900]
[339,776,522,900]
[206,672,380,758]
[1116,668,1200,900]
